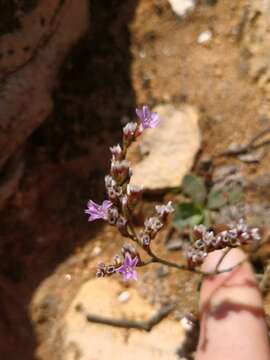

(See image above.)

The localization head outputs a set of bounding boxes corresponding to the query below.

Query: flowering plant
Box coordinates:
[85,105,262,282]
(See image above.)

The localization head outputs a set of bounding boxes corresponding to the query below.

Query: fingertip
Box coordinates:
[196,249,270,360]
[201,248,246,273]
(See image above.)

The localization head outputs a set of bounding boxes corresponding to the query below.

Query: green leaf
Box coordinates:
[202,209,211,227]
[207,188,228,209]
[173,214,204,230]
[182,174,207,205]
[227,185,244,205]
[174,202,201,218]
[173,202,204,230]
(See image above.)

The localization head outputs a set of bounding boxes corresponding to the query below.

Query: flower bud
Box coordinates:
[110,144,123,161]
[229,236,240,247]
[121,243,138,257]
[113,255,122,266]
[186,248,206,268]
[111,160,131,184]
[155,201,174,219]
[127,184,143,207]
[123,122,138,138]
[123,122,142,148]
[194,239,206,251]
[96,268,105,277]
[107,207,119,225]
[144,216,163,237]
[250,228,260,241]
[106,264,116,274]
[121,194,129,211]
[193,224,207,239]
[116,216,129,236]
[138,230,151,247]
[105,175,116,190]
[96,262,106,277]
[211,234,222,249]
[202,230,215,247]
[107,187,117,201]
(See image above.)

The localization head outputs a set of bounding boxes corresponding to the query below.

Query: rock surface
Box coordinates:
[62,278,184,360]
[0,0,89,170]
[241,0,270,95]
[130,105,201,191]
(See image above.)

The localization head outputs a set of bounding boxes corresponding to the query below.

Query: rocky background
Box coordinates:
[1,0,270,359]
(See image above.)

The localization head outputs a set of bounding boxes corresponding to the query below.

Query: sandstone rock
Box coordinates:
[240,1,270,95]
[62,278,185,360]
[0,0,89,169]
[130,105,201,191]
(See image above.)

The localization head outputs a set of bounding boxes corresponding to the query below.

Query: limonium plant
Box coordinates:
[85,105,262,282]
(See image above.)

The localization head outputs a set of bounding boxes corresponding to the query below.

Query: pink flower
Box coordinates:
[117,253,138,281]
[136,105,160,129]
[85,200,112,221]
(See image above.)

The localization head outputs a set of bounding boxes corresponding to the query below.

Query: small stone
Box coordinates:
[139,50,146,59]
[197,30,212,44]
[156,265,169,278]
[212,165,240,183]
[238,150,265,163]
[64,274,72,281]
[166,238,184,251]
[91,246,102,257]
[118,291,131,303]
[168,0,196,17]
[180,315,195,332]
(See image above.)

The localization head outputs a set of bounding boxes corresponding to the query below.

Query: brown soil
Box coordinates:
[1,0,270,359]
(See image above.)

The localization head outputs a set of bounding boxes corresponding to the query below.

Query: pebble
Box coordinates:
[166,238,184,251]
[156,265,170,278]
[118,291,131,303]
[212,164,240,183]
[197,30,212,44]
[168,0,196,17]
[91,245,102,257]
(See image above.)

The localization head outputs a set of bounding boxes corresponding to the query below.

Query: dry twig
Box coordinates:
[75,303,175,331]
[216,128,270,159]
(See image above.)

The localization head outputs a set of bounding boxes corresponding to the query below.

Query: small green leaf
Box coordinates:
[207,188,228,209]
[188,214,204,227]
[182,174,207,205]
[227,185,244,205]
[174,202,201,218]
[173,214,204,230]
[173,202,204,230]
[202,209,211,227]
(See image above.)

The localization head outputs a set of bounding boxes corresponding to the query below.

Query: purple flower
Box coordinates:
[117,253,138,281]
[136,105,160,129]
[85,200,112,221]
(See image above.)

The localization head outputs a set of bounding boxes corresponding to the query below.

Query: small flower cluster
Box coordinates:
[85,106,168,281]
[139,202,174,248]
[186,219,261,268]
[96,244,140,281]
